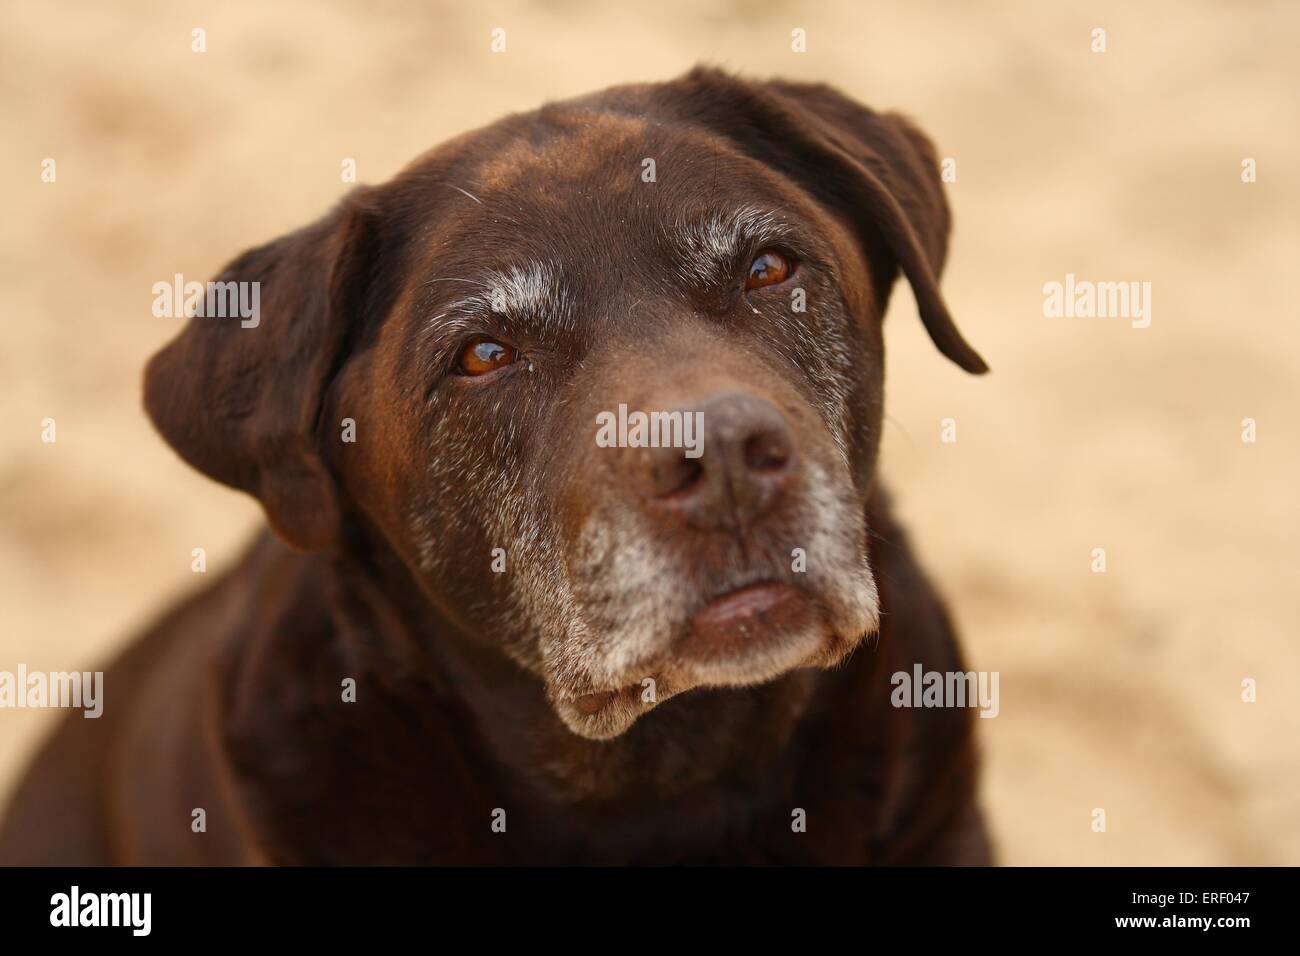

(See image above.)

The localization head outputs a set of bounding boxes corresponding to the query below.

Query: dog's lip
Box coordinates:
[559,579,829,726]
[680,579,812,660]
[565,581,810,708]
[692,580,798,628]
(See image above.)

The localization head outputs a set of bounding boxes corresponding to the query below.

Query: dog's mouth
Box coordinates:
[546,454,882,740]
[679,580,814,663]
[554,577,845,740]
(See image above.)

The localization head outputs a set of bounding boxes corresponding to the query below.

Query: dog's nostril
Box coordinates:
[744,431,791,473]
[657,455,704,498]
[632,394,797,525]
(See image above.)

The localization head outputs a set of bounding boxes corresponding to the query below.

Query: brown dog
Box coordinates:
[0,68,991,865]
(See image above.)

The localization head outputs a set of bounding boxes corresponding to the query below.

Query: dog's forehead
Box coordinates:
[402,106,818,326]
[474,107,654,194]
[427,105,798,252]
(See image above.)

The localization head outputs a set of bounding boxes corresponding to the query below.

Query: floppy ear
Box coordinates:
[670,67,987,374]
[143,189,381,550]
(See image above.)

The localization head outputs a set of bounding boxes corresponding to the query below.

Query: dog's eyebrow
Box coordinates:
[674,205,796,286]
[426,259,575,336]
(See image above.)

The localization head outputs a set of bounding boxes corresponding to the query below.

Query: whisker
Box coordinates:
[446,184,484,205]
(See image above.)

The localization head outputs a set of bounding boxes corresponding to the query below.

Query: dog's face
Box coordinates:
[145,68,985,740]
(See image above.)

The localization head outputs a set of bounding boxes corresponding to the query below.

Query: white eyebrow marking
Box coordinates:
[673,205,793,287]
[496,261,560,318]
[424,259,575,336]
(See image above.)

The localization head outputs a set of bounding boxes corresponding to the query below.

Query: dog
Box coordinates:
[0,67,991,864]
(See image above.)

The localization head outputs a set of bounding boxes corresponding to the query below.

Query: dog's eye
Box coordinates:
[745,250,792,290]
[457,337,519,376]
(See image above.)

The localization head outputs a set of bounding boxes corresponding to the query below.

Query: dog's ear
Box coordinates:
[143,189,382,550]
[669,68,987,374]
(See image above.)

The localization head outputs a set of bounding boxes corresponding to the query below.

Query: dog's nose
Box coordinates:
[638,392,797,530]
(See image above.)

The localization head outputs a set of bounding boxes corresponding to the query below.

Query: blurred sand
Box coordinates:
[1,0,1297,864]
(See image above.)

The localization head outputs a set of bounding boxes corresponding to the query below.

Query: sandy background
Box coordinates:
[2,0,1297,864]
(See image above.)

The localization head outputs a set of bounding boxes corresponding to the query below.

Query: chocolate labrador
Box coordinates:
[0,67,992,864]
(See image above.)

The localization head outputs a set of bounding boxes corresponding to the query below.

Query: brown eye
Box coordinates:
[457,337,519,376]
[745,250,791,290]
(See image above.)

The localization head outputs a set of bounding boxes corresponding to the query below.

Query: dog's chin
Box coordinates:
[548,585,877,741]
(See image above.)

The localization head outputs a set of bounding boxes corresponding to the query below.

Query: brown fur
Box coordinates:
[0,67,991,864]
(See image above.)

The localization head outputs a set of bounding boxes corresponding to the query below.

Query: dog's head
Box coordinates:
[145,68,985,740]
